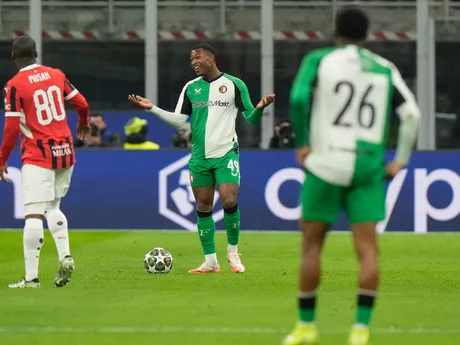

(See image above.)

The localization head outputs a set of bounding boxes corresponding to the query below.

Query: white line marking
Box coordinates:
[0,326,458,335]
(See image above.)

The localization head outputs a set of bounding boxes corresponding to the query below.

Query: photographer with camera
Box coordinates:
[269,121,295,149]
[171,122,192,149]
[75,113,122,148]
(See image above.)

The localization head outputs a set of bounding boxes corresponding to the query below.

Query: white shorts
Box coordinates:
[22,164,74,208]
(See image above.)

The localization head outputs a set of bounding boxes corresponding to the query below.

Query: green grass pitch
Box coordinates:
[0,230,458,345]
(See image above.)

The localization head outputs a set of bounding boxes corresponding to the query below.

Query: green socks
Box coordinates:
[196,210,216,255]
[224,204,240,246]
[196,204,240,260]
[355,290,376,326]
[297,291,376,326]
[298,291,316,323]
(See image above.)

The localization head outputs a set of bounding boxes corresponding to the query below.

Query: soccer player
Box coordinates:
[0,36,91,288]
[129,43,275,274]
[283,8,420,345]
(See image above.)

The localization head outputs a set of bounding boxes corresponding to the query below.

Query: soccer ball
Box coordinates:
[144,247,173,274]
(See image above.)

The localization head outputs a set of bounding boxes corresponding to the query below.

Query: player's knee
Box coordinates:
[221,195,237,210]
[24,203,47,218]
[196,198,213,212]
[45,198,61,213]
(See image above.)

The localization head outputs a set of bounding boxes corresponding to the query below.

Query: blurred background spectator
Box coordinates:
[124,117,160,150]
[171,123,192,149]
[269,122,295,149]
[75,113,122,148]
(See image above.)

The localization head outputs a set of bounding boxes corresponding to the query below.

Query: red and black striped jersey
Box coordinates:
[0,64,89,169]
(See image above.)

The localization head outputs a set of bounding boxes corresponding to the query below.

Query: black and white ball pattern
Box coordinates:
[144,247,173,274]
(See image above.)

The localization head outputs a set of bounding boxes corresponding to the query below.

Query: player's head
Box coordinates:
[11,35,38,67]
[334,8,369,44]
[190,43,217,77]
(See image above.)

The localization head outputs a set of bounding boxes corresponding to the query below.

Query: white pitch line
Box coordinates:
[0,326,459,335]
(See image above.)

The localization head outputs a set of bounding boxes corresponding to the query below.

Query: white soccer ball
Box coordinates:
[144,247,173,274]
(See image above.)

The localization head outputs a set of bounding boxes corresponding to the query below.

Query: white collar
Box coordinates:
[20,63,40,72]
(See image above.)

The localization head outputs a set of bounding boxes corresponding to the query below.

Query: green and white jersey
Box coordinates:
[175,73,263,159]
[290,45,420,186]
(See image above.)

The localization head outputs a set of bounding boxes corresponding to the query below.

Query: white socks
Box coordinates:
[45,209,70,262]
[227,244,238,255]
[204,246,238,267]
[23,218,44,281]
[205,253,218,267]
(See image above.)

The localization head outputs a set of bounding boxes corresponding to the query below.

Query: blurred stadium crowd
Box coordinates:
[1,0,460,149]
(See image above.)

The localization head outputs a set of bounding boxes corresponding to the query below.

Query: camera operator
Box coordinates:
[171,122,192,149]
[269,121,295,149]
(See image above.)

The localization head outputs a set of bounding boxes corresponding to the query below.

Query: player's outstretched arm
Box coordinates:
[233,78,274,124]
[128,94,189,129]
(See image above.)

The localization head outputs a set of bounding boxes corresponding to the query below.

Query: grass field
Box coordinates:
[0,230,458,345]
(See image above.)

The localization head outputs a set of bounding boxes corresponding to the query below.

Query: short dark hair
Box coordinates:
[192,43,216,56]
[334,8,369,41]
[12,35,37,60]
[90,113,104,119]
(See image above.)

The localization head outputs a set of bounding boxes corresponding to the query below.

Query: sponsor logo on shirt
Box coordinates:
[192,100,230,108]
[51,143,72,157]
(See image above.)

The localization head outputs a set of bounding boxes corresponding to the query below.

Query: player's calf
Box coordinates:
[189,209,220,274]
[23,215,45,282]
[45,199,71,262]
[351,223,379,342]
[223,203,245,273]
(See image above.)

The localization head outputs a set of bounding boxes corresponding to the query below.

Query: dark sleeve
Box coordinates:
[392,84,405,111]
[175,85,192,115]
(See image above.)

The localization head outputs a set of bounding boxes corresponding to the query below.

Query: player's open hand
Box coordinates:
[77,123,91,140]
[256,94,275,110]
[385,161,404,179]
[0,164,10,184]
[296,146,310,167]
[128,94,154,110]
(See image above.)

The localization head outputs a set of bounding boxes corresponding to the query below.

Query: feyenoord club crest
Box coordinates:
[219,85,227,94]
